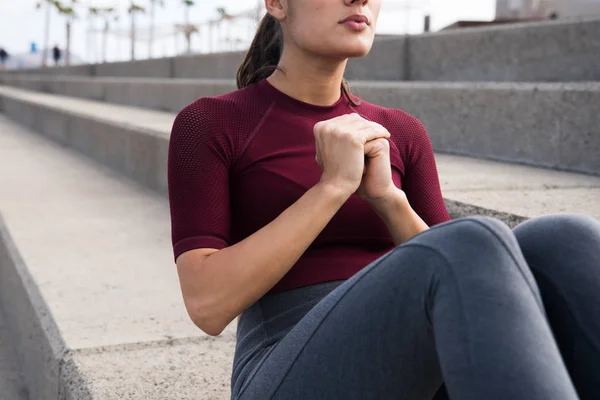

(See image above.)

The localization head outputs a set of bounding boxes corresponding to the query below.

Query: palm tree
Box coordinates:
[89,6,117,63]
[55,1,79,66]
[182,0,195,53]
[35,0,54,67]
[148,0,164,58]
[128,2,145,60]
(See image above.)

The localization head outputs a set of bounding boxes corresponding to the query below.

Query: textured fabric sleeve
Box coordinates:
[403,118,451,226]
[168,99,232,262]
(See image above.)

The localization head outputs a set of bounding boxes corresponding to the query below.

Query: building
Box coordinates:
[496,0,600,20]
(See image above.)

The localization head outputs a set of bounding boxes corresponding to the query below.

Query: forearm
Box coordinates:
[197,182,349,334]
[370,188,429,246]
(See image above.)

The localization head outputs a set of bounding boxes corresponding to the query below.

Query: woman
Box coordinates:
[167,0,600,398]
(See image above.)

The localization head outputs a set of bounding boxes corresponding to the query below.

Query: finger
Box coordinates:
[356,124,391,144]
[315,147,323,169]
[364,138,390,157]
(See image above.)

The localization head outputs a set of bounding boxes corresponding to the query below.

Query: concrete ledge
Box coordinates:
[1,85,600,221]
[0,213,66,399]
[409,17,600,82]
[355,81,600,176]
[173,52,245,79]
[95,58,175,78]
[345,36,407,81]
[0,86,172,195]
[4,78,599,175]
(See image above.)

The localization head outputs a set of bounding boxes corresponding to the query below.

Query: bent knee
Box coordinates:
[514,213,600,263]
[423,216,515,248]
[515,214,599,242]
[411,216,522,266]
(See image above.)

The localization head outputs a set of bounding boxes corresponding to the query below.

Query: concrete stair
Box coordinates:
[2,77,599,175]
[0,15,599,400]
[0,115,236,399]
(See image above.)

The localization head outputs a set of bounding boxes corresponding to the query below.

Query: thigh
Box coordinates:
[514,214,600,398]
[235,242,443,400]
[234,216,579,400]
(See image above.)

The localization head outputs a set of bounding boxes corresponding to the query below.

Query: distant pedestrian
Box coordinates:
[52,44,62,66]
[0,47,8,69]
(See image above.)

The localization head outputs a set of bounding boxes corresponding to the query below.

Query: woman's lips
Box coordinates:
[340,20,368,31]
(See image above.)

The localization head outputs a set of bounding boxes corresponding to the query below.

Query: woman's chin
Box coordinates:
[335,37,374,58]
[338,44,373,59]
[307,39,374,60]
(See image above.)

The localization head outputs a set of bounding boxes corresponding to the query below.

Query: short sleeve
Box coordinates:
[168,100,233,262]
[402,118,451,226]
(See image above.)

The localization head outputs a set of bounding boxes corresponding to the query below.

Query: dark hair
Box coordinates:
[236,13,359,106]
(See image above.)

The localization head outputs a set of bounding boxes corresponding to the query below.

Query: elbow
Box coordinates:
[187,303,227,337]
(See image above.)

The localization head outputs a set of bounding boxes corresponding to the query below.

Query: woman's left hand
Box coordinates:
[356,127,399,204]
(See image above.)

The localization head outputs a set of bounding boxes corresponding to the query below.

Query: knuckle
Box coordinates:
[331,128,345,139]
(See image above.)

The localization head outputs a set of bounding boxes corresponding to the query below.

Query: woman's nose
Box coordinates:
[345,0,368,6]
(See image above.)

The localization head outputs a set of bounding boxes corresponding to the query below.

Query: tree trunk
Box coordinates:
[42,1,51,67]
[66,20,71,66]
[103,20,109,63]
[130,2,136,60]
[149,0,155,58]
[208,22,213,53]
[184,5,190,54]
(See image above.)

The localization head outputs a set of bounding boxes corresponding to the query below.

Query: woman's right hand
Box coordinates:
[314,113,391,198]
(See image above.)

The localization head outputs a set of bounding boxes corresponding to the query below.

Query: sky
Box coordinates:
[0,0,496,64]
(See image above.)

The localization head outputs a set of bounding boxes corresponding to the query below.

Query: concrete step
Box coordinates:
[0,115,236,399]
[1,85,599,222]
[0,308,29,400]
[2,78,600,176]
[1,17,598,82]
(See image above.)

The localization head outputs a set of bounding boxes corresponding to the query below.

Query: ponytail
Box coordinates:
[237,14,283,89]
[237,13,360,106]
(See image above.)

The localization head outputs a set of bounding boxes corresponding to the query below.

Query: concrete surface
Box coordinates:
[0,212,67,400]
[0,116,236,399]
[436,154,600,221]
[95,58,174,78]
[0,309,29,400]
[1,17,598,83]
[0,85,174,195]
[3,79,600,175]
[345,36,407,81]
[173,52,245,80]
[61,338,234,400]
[409,17,600,82]
[355,81,600,176]
[1,86,599,221]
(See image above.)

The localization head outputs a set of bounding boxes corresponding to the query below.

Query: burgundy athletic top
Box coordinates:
[168,78,450,295]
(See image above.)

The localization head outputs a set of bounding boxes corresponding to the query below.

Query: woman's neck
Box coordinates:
[267,47,347,107]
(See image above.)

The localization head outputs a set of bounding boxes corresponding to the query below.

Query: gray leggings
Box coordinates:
[231,215,600,399]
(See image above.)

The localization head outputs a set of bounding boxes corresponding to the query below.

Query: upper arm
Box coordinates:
[168,100,233,263]
[401,118,451,226]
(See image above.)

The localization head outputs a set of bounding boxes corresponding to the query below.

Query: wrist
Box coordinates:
[315,181,353,206]
[367,187,411,219]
